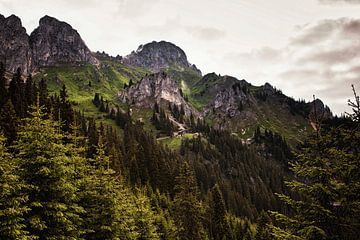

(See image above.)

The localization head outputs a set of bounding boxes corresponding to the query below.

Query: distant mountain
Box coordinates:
[0,14,98,74]
[0,13,332,144]
[123,41,201,75]
[0,14,32,74]
[188,73,331,143]
[30,15,98,68]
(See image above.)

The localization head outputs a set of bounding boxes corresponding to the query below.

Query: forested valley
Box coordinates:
[0,61,359,240]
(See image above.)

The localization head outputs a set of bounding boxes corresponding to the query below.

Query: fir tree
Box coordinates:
[269,88,360,240]
[0,99,19,144]
[0,62,7,107]
[59,84,74,132]
[0,134,32,240]
[210,184,229,240]
[173,161,207,240]
[14,105,82,239]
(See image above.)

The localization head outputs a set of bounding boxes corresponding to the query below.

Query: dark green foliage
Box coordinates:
[173,161,207,240]
[58,84,74,132]
[0,134,32,240]
[0,99,19,145]
[9,68,25,118]
[14,105,82,239]
[180,128,289,219]
[151,107,175,136]
[210,184,229,240]
[87,118,99,158]
[0,62,7,107]
[38,78,49,110]
[254,127,293,164]
[269,89,360,240]
[254,211,272,240]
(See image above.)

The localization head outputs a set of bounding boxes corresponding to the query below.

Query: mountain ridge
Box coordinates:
[0,14,99,74]
[0,13,332,144]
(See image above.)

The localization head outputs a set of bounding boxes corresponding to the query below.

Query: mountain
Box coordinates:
[0,14,32,74]
[0,14,344,237]
[0,14,98,74]
[123,41,201,75]
[119,71,197,116]
[0,13,332,143]
[186,73,331,143]
[30,16,98,68]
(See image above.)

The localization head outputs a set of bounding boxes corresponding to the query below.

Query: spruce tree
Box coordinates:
[173,161,207,240]
[14,105,82,239]
[0,134,32,239]
[0,62,7,107]
[269,88,360,240]
[9,68,25,117]
[0,99,19,144]
[59,84,74,132]
[210,184,229,240]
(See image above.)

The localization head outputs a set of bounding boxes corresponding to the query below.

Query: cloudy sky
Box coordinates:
[1,0,359,114]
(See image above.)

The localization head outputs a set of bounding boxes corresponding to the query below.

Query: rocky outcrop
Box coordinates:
[30,15,98,68]
[119,72,196,116]
[201,75,256,119]
[93,51,122,62]
[0,14,32,74]
[309,98,332,121]
[123,41,201,75]
[0,14,99,73]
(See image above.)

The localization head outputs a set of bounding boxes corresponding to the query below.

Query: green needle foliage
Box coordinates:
[0,134,33,240]
[14,105,83,239]
[269,87,360,240]
[173,161,207,240]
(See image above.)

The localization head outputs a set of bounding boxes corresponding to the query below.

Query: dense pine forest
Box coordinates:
[0,59,359,240]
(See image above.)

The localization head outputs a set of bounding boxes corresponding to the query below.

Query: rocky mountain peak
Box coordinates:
[119,71,197,116]
[123,41,201,75]
[5,14,23,27]
[39,15,65,26]
[0,14,32,74]
[309,98,332,121]
[29,15,98,68]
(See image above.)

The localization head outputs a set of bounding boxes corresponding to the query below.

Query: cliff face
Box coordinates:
[119,72,197,116]
[0,14,98,74]
[0,14,32,74]
[123,41,201,75]
[30,16,98,68]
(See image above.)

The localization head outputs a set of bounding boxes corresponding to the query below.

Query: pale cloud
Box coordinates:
[117,0,160,18]
[222,18,360,114]
[136,16,226,42]
[185,26,226,41]
[319,0,360,4]
[1,0,360,114]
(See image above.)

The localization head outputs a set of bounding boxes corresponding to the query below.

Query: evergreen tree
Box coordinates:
[59,84,74,132]
[254,211,271,240]
[269,89,360,240]
[173,161,207,240]
[14,105,82,239]
[87,118,99,158]
[38,78,48,108]
[93,93,100,107]
[0,62,7,107]
[9,68,25,117]
[0,99,19,144]
[210,184,229,240]
[24,75,34,115]
[0,134,32,239]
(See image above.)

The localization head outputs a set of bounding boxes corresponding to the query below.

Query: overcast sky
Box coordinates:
[1,0,359,114]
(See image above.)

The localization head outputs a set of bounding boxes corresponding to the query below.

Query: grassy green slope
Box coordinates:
[31,61,311,149]
[32,61,148,128]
